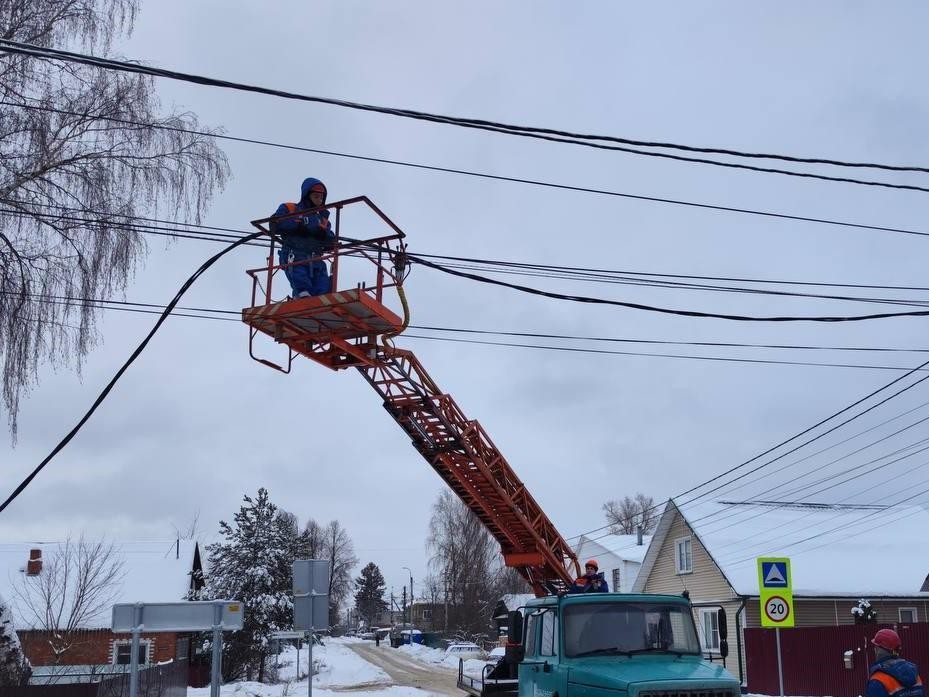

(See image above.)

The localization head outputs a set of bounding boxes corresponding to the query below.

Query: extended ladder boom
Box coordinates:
[359,348,578,595]
[242,197,580,595]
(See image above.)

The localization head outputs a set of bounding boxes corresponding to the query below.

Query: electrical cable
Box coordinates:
[10,290,929,373]
[408,253,929,322]
[2,42,929,192]
[9,198,929,297]
[10,101,929,242]
[565,355,929,542]
[0,229,264,515]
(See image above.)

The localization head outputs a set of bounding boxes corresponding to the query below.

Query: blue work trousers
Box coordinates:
[279,248,331,297]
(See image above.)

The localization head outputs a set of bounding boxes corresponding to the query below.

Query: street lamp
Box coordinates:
[402,566,414,642]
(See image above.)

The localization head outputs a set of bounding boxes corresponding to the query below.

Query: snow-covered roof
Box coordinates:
[639,499,929,598]
[575,533,653,564]
[0,540,200,629]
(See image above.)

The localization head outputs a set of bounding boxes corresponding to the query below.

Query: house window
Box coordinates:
[899,608,918,624]
[612,568,621,592]
[422,608,432,620]
[698,609,720,651]
[113,640,150,665]
[675,537,693,574]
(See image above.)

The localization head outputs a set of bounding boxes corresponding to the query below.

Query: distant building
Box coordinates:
[574,531,652,592]
[1,540,203,683]
[632,499,929,691]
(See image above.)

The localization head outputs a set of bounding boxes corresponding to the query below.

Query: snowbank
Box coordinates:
[190,637,399,696]
[396,642,487,677]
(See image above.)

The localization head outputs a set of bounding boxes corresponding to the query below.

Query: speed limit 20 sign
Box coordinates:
[757,558,795,628]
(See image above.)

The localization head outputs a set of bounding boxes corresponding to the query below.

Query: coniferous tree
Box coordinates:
[354,563,388,627]
[0,593,31,687]
[195,489,293,683]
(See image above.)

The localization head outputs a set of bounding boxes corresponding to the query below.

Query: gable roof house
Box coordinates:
[632,499,929,689]
[1,540,204,684]
[574,530,653,593]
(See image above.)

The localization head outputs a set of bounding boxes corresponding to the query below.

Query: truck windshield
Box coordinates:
[563,602,701,657]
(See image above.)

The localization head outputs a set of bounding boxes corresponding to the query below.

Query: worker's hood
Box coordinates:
[567,655,737,693]
[300,177,327,204]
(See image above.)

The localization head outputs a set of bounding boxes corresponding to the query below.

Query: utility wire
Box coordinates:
[0,229,264,516]
[9,290,929,373]
[566,356,929,542]
[2,42,929,192]
[8,198,929,296]
[409,253,929,322]
[9,100,929,241]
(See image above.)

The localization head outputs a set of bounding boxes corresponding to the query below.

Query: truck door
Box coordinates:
[519,609,564,697]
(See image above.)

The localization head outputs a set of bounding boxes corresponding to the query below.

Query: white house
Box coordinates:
[574,531,652,592]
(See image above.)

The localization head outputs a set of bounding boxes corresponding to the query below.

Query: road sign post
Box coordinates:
[293,560,330,697]
[757,557,794,697]
[112,600,244,697]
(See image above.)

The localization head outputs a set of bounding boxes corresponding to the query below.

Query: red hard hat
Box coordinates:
[872,629,902,652]
[584,559,599,571]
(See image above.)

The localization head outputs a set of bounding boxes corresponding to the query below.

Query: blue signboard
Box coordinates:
[761,561,788,588]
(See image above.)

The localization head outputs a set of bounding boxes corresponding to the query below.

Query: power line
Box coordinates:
[0,229,265,516]
[3,42,929,193]
[9,290,929,373]
[410,253,929,322]
[8,198,929,297]
[9,100,929,242]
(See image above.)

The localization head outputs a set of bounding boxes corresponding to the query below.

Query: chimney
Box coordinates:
[636,526,643,546]
[26,548,42,576]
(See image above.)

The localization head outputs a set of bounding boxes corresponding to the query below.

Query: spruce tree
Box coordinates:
[353,563,388,627]
[0,593,31,687]
[196,488,294,682]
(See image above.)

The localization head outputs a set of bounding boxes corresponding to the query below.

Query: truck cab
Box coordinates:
[459,593,740,697]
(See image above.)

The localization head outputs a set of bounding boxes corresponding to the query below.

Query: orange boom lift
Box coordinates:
[242,197,579,595]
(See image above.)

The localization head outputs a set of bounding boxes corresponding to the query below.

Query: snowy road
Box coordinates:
[347,643,461,697]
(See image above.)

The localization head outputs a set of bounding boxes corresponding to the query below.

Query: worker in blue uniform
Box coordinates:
[271,177,335,297]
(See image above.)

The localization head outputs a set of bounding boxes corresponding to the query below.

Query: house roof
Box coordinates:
[0,540,200,629]
[575,533,653,565]
[635,499,929,598]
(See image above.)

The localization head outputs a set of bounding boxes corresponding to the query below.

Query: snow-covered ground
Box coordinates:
[190,637,438,697]
[395,642,488,678]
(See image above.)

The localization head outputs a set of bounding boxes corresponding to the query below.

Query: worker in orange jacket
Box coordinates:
[867,629,924,697]
[568,559,609,593]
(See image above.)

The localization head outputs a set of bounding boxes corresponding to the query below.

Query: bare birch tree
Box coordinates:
[322,520,357,626]
[0,0,229,438]
[602,492,657,535]
[12,536,124,662]
[427,490,506,634]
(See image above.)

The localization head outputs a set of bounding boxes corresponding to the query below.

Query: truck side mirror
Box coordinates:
[507,610,523,644]
[844,650,854,670]
[717,609,728,640]
[719,639,729,659]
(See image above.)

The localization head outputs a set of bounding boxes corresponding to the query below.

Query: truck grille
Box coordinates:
[641,691,734,697]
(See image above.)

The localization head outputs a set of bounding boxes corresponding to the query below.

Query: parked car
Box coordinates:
[446,642,485,660]
[484,646,505,666]
[359,630,376,640]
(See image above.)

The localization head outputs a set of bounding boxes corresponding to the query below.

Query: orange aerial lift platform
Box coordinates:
[242,197,579,595]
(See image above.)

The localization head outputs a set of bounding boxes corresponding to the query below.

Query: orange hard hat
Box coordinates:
[872,629,902,652]
[584,559,599,571]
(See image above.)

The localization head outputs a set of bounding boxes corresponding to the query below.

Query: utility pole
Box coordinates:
[402,587,407,637]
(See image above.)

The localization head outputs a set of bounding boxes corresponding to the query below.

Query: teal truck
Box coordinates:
[458,593,740,697]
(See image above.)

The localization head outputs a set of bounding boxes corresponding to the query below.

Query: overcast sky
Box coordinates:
[3,1,929,603]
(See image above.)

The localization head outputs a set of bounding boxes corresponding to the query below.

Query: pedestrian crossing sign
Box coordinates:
[757,557,794,628]
[761,561,788,588]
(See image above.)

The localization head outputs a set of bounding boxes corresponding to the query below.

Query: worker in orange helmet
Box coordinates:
[568,559,609,594]
[867,629,924,697]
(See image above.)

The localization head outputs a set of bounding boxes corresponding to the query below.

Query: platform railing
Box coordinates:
[245,196,407,309]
